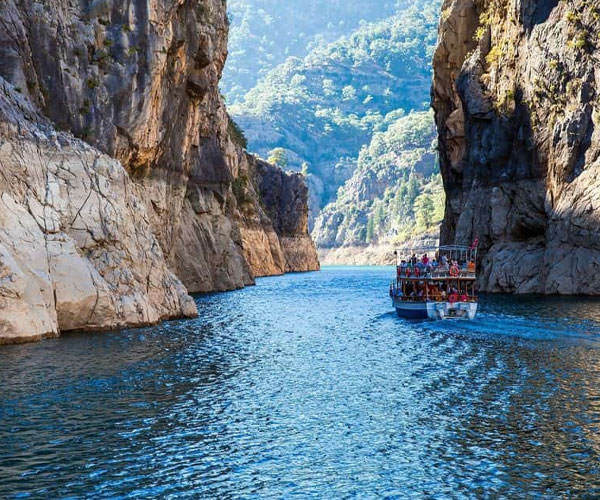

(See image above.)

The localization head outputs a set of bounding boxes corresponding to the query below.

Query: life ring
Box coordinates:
[449,265,460,277]
[449,293,458,303]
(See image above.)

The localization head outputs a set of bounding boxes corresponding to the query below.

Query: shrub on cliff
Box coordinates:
[228,115,248,149]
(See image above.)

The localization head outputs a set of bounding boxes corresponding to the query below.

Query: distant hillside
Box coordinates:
[312,111,443,252]
[224,0,403,103]
[223,0,443,263]
[229,2,440,224]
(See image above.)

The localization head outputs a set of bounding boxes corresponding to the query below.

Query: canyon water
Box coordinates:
[2,266,600,498]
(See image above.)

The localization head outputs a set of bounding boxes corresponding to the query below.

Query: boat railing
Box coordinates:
[395,264,476,279]
[396,296,478,303]
[389,284,477,303]
[394,244,478,277]
[390,279,477,303]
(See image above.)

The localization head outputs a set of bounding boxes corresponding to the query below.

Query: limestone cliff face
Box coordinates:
[433,0,600,294]
[0,0,318,342]
[0,83,197,343]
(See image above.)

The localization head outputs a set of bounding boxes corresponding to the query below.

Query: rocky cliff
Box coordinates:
[0,0,318,343]
[433,0,600,294]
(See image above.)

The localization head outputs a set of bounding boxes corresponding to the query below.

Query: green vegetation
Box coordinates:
[223,0,409,103]
[313,111,444,248]
[267,148,288,168]
[567,31,587,50]
[229,0,441,212]
[566,10,580,23]
[79,99,91,115]
[232,174,253,207]
[223,0,444,251]
[228,115,248,149]
[485,45,503,66]
[474,26,486,41]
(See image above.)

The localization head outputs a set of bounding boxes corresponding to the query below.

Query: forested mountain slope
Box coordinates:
[228,1,441,228]
[313,111,444,259]
[223,0,443,261]
[224,0,403,102]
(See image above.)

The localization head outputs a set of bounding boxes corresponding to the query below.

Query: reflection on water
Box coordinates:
[1,266,600,497]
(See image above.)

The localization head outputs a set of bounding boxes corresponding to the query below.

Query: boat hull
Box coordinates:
[392,299,477,320]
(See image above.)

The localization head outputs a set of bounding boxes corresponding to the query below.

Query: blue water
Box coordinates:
[2,266,600,498]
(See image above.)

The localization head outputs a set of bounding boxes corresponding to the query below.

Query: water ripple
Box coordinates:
[2,266,600,498]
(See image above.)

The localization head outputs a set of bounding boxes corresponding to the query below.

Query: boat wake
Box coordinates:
[419,312,600,345]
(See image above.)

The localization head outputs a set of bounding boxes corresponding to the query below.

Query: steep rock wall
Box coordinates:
[432,0,600,294]
[0,0,318,342]
[0,83,197,343]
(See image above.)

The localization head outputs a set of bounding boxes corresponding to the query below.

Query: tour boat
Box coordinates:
[389,244,478,320]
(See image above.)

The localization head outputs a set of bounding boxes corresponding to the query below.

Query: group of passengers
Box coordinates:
[394,282,469,302]
[399,253,475,276]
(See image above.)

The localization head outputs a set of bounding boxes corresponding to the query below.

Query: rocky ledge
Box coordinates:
[0,0,318,343]
[432,0,600,294]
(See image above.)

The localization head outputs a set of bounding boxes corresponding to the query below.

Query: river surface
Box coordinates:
[2,266,600,498]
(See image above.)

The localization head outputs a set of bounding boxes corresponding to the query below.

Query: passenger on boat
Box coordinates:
[441,255,448,267]
[468,260,476,272]
[422,254,429,266]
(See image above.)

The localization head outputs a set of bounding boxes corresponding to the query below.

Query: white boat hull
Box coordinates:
[392,299,477,320]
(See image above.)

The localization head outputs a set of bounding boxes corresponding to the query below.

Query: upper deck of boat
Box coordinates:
[394,243,478,282]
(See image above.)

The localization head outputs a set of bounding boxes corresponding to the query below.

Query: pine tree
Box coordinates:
[407,172,419,208]
[373,203,385,232]
[267,148,289,168]
[366,217,375,243]
[415,194,434,231]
